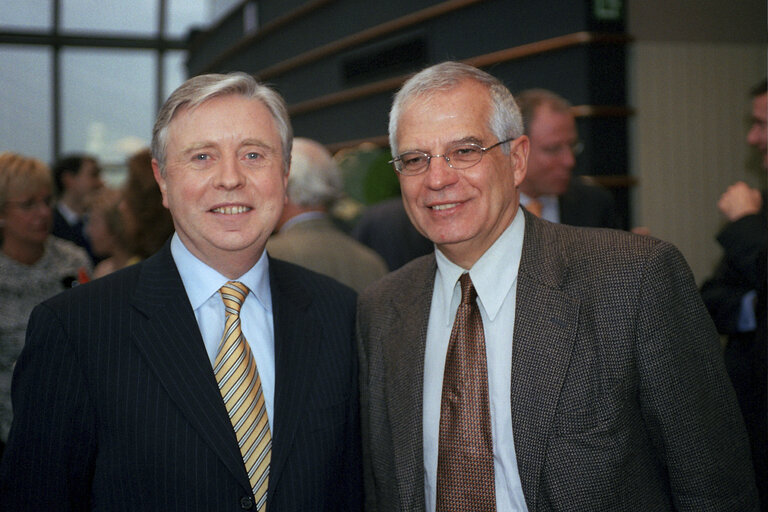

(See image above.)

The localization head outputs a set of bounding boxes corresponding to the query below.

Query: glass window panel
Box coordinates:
[61,48,154,178]
[211,0,241,20]
[0,45,53,163]
[167,0,211,38]
[163,50,188,100]
[62,0,157,35]
[0,0,51,30]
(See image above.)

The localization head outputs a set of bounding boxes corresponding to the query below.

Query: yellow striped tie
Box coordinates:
[215,281,271,511]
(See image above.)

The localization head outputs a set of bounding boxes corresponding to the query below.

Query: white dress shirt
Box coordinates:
[520,192,560,223]
[171,233,276,430]
[423,208,528,512]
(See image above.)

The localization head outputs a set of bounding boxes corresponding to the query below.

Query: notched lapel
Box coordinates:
[383,262,435,508]
[511,213,580,509]
[267,261,316,497]
[129,246,252,492]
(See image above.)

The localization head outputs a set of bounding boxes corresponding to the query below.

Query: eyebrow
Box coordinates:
[181,139,276,155]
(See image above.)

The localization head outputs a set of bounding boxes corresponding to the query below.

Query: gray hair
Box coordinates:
[151,72,293,175]
[514,88,572,136]
[287,138,343,207]
[388,61,523,156]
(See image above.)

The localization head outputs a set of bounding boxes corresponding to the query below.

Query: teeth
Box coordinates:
[212,205,250,214]
[431,203,459,211]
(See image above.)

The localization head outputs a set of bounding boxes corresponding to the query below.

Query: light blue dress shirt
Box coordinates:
[170,233,276,430]
[423,208,528,512]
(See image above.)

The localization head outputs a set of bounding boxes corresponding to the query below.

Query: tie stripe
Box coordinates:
[215,281,271,510]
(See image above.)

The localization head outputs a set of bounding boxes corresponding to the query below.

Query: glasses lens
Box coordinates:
[399,152,430,174]
[447,144,483,169]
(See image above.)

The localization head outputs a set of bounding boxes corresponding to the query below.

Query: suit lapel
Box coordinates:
[129,244,252,492]
[384,257,436,508]
[265,258,316,498]
[511,212,580,509]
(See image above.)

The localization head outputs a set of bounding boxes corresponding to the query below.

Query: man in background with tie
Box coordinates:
[51,153,104,264]
[1,72,362,511]
[515,88,620,229]
[357,61,758,511]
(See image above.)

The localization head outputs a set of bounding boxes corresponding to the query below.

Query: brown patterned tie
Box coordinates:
[437,273,496,510]
[215,281,271,511]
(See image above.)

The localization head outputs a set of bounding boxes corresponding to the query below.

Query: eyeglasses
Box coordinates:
[5,196,55,211]
[389,137,516,176]
[539,141,584,157]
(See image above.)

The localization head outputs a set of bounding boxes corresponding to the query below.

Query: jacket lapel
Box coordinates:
[128,243,252,492]
[511,212,580,509]
[265,258,316,498]
[384,256,436,508]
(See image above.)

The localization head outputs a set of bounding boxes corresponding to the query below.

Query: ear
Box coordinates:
[509,135,529,188]
[151,159,170,209]
[283,157,291,205]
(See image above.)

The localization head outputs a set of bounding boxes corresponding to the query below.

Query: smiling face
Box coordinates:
[153,94,288,278]
[395,80,528,268]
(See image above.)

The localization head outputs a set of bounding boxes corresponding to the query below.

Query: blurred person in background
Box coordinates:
[701,78,767,509]
[0,151,91,456]
[119,148,175,260]
[51,154,104,263]
[86,188,134,279]
[515,89,620,228]
[267,137,388,292]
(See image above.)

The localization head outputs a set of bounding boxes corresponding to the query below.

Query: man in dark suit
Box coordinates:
[0,73,362,511]
[51,154,104,263]
[352,196,433,271]
[357,62,758,511]
[515,88,620,229]
[701,78,767,509]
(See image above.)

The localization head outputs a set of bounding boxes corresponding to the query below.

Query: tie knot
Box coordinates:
[220,281,249,315]
[458,273,477,306]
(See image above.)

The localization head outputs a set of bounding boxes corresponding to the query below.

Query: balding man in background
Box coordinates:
[516,89,620,228]
[267,137,388,292]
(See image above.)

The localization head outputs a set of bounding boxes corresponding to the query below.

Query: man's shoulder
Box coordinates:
[527,218,686,283]
[43,258,145,310]
[270,257,357,301]
[359,253,434,303]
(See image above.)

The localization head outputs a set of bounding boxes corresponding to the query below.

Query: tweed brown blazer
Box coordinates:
[357,209,759,511]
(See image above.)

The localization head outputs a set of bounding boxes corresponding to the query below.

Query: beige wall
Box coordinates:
[627,0,766,283]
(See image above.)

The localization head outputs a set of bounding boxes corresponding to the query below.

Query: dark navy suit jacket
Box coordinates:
[0,241,362,511]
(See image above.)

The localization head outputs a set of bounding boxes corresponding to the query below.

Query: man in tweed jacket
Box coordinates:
[357,62,759,511]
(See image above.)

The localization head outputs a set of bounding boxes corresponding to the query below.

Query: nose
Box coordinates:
[215,155,246,189]
[423,154,460,190]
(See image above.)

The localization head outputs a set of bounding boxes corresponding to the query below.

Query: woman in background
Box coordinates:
[120,148,174,260]
[0,151,91,453]
[87,148,174,280]
[87,187,135,279]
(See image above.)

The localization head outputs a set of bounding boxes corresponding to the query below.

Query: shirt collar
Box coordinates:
[434,207,525,324]
[279,211,326,232]
[170,233,272,312]
[57,201,81,225]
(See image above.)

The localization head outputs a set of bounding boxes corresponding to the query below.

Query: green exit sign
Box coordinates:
[594,0,623,20]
